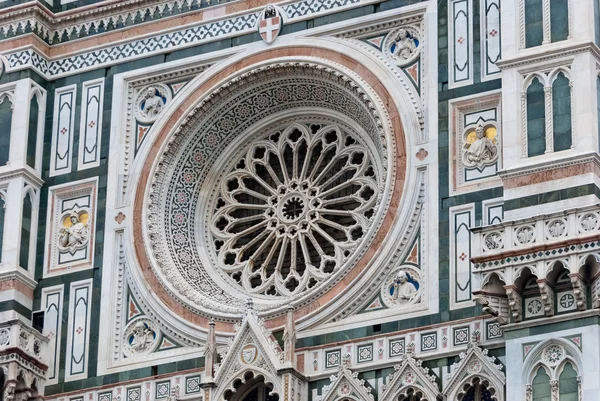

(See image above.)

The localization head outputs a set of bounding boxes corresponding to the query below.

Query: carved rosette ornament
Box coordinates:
[135,84,171,123]
[384,26,422,67]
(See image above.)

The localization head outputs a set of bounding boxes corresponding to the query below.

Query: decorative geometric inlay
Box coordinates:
[389,338,405,357]
[126,387,141,401]
[357,344,373,363]
[421,332,437,352]
[156,381,170,399]
[99,393,112,401]
[186,375,201,394]
[486,322,503,340]
[453,326,470,346]
[558,292,576,312]
[525,297,544,318]
[325,349,341,369]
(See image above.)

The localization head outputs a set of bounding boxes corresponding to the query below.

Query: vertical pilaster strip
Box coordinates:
[544,85,554,153]
[65,279,93,381]
[480,0,501,81]
[50,85,77,177]
[41,285,64,385]
[521,91,528,157]
[542,0,551,44]
[450,204,475,309]
[78,78,104,170]
[449,0,474,88]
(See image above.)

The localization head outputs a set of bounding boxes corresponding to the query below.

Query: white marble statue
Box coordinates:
[463,124,497,166]
[392,28,417,62]
[392,270,417,304]
[141,87,165,119]
[59,212,88,250]
[129,321,156,352]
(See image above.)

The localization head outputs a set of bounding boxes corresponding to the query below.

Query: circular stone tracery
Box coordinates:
[144,60,399,316]
[210,123,378,296]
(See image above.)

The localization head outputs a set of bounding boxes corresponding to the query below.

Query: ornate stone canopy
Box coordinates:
[134,49,407,323]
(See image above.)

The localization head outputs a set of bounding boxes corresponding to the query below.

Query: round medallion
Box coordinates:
[467,360,483,374]
[401,371,417,386]
[542,344,565,366]
[123,318,160,357]
[338,383,352,396]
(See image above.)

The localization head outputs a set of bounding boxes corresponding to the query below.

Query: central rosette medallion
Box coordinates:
[210,123,378,297]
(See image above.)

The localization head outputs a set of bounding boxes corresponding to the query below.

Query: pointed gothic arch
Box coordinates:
[316,361,374,401]
[379,353,441,401]
[443,342,505,401]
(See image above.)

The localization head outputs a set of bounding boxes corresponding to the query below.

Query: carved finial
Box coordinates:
[203,320,217,383]
[283,306,296,364]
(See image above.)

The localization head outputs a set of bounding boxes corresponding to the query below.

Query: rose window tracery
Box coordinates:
[210,123,379,296]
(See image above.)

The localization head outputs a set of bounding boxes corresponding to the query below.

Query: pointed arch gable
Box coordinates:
[522,338,583,383]
[317,364,374,401]
[443,343,505,401]
[379,354,441,401]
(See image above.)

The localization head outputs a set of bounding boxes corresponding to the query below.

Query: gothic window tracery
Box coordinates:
[522,0,570,48]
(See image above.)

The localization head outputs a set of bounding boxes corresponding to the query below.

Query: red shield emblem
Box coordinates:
[258,7,282,44]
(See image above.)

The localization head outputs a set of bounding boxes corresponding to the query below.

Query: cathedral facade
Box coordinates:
[0,0,598,400]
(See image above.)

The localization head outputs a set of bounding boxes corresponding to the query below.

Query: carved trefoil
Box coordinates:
[43,177,98,277]
[449,91,502,195]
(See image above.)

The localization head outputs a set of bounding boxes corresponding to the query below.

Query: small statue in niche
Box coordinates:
[129,321,156,352]
[391,28,417,62]
[58,211,89,250]
[141,87,165,119]
[392,270,417,304]
[463,123,498,166]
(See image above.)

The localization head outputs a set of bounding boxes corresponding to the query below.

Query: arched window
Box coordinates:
[19,192,33,270]
[552,73,572,152]
[559,362,578,401]
[27,95,39,169]
[461,378,496,401]
[527,77,546,157]
[398,388,423,401]
[525,0,544,48]
[550,0,569,43]
[532,367,551,401]
[0,95,12,166]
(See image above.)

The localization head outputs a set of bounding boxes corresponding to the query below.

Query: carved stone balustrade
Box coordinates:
[471,205,600,324]
[0,319,48,400]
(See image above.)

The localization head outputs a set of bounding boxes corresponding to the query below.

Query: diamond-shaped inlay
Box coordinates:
[489,29,498,37]
[60,127,68,135]
[76,327,83,335]
[88,121,96,128]
[457,36,465,44]
[459,252,467,261]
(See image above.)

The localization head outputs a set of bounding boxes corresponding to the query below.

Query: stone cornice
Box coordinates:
[498,152,600,181]
[0,166,44,187]
[497,41,600,71]
[0,0,240,44]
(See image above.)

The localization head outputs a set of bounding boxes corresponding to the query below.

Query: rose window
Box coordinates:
[210,122,379,296]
